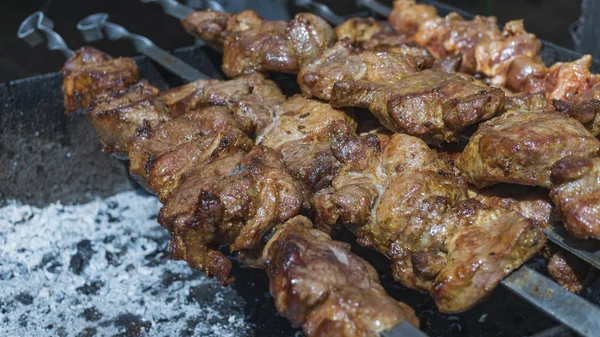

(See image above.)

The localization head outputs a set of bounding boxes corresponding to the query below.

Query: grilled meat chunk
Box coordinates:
[312,133,545,312]
[264,216,419,337]
[335,17,428,53]
[458,110,600,188]
[87,81,171,156]
[159,146,306,285]
[389,0,438,37]
[298,40,433,101]
[182,10,335,77]
[473,20,541,86]
[468,184,556,228]
[330,70,504,144]
[128,106,254,201]
[259,95,357,191]
[413,12,502,74]
[553,99,600,136]
[504,92,548,112]
[547,251,588,293]
[62,47,140,113]
[550,156,600,239]
[159,73,285,135]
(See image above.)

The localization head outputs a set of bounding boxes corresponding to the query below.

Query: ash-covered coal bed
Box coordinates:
[0,191,251,337]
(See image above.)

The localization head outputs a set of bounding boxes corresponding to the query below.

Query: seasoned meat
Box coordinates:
[388,0,438,37]
[182,10,335,77]
[62,47,140,113]
[553,99,600,136]
[312,133,545,312]
[473,20,541,86]
[414,13,502,73]
[331,70,504,144]
[159,73,285,135]
[504,92,548,112]
[259,95,357,191]
[335,17,427,53]
[298,39,433,101]
[159,146,306,285]
[87,81,171,156]
[429,199,545,312]
[128,106,254,201]
[158,153,244,285]
[550,156,600,239]
[263,215,419,337]
[458,110,600,188]
[547,251,588,293]
[505,57,548,94]
[468,184,556,228]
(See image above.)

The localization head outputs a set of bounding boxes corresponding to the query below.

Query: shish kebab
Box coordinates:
[144,0,595,326]
[170,1,600,242]
[19,7,600,334]
[72,7,547,316]
[19,11,423,337]
[79,2,592,318]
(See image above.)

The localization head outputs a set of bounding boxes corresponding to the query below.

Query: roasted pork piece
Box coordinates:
[62,47,140,113]
[182,10,335,77]
[128,106,254,201]
[298,39,433,101]
[159,73,286,135]
[259,95,357,192]
[330,70,504,144]
[312,133,545,312]
[264,216,420,337]
[159,146,306,285]
[547,250,589,293]
[550,156,600,239]
[458,110,600,189]
[87,81,171,156]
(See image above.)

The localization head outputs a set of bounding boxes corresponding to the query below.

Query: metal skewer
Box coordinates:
[17,11,74,58]
[76,13,208,82]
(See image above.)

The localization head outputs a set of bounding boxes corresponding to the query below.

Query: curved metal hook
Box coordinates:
[17,11,74,58]
[76,13,208,82]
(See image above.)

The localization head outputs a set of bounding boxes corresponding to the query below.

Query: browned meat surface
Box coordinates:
[468,184,556,228]
[331,70,504,144]
[388,0,438,37]
[473,20,541,86]
[553,99,600,137]
[264,215,419,337]
[128,106,254,201]
[312,133,545,312]
[547,251,588,293]
[87,81,171,156]
[159,146,306,285]
[504,92,548,112]
[414,12,501,74]
[458,110,600,188]
[550,156,600,239]
[298,39,433,101]
[259,96,357,191]
[159,73,285,135]
[62,47,140,113]
[335,17,429,54]
[182,10,335,77]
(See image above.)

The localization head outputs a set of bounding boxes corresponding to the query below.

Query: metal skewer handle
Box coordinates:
[141,0,225,20]
[76,13,208,82]
[17,11,74,58]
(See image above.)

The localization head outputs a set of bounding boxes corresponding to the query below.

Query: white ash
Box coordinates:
[0,191,251,337]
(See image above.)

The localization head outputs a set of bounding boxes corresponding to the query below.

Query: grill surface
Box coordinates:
[1,1,599,336]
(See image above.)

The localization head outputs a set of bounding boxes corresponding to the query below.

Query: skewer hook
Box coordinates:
[17,11,74,58]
